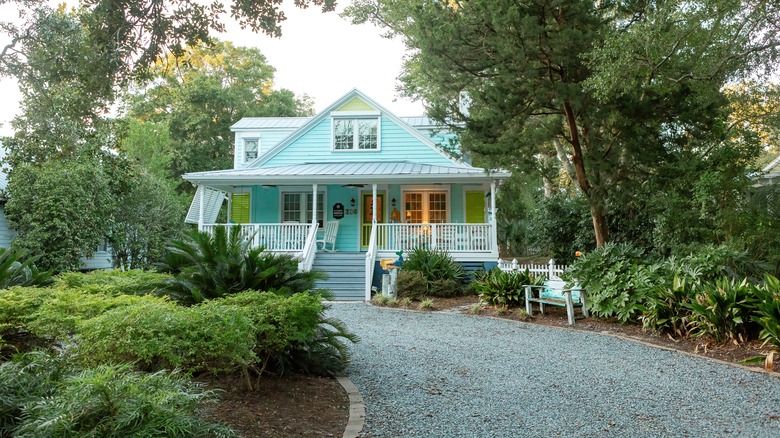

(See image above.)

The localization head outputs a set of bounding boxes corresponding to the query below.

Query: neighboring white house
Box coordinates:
[0,143,113,270]
[761,154,780,185]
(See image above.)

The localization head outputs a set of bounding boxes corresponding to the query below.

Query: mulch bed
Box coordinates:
[405,294,777,369]
[200,373,349,437]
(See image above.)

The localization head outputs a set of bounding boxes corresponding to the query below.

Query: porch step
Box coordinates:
[312,252,366,301]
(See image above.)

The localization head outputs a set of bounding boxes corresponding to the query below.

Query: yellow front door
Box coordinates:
[360,192,384,248]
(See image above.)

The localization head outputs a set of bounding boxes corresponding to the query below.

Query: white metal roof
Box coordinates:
[184,161,509,187]
[231,115,442,131]
[231,117,311,130]
[763,154,780,173]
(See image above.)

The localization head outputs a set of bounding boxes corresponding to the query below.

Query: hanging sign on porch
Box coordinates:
[332,202,345,219]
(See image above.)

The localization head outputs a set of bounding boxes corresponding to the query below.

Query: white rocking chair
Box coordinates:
[316,221,339,251]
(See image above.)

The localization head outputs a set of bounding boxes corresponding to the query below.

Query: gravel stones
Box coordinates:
[328,303,780,437]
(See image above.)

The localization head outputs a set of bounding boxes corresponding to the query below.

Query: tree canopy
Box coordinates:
[346,0,780,249]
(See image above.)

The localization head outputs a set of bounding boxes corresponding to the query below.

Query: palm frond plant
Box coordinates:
[0,247,52,289]
[157,226,326,304]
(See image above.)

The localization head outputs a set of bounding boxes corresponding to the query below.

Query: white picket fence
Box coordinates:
[497,258,568,280]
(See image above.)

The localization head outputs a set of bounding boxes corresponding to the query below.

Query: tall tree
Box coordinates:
[126,40,313,179]
[346,0,780,247]
[1,0,336,87]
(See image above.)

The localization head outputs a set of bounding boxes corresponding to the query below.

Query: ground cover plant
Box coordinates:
[0,352,233,437]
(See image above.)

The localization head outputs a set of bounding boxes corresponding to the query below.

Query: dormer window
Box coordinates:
[333,118,379,151]
[243,138,259,162]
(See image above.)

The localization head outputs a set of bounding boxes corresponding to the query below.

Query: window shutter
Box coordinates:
[231,193,251,224]
[465,191,485,223]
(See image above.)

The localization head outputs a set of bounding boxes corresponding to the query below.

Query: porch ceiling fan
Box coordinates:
[341,184,365,188]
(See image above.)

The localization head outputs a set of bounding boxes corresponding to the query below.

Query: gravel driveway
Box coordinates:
[327,303,780,437]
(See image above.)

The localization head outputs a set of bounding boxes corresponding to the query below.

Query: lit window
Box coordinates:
[244,139,259,162]
[333,119,378,150]
[404,191,448,223]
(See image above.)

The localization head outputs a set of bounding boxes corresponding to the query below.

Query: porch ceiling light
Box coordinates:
[350,198,356,207]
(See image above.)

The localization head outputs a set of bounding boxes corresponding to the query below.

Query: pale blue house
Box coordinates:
[183,89,510,300]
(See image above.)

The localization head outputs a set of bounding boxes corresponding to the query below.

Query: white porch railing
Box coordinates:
[370,223,494,253]
[365,223,378,300]
[497,258,568,280]
[201,223,316,253]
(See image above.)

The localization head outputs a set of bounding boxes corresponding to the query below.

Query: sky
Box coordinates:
[0,2,424,137]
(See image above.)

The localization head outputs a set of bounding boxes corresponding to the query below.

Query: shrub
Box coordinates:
[429,278,461,298]
[157,227,326,303]
[75,291,357,381]
[687,278,761,343]
[0,286,164,348]
[54,269,172,296]
[671,243,767,282]
[754,275,780,349]
[0,353,234,437]
[473,268,544,308]
[563,242,656,323]
[396,270,428,299]
[402,247,465,296]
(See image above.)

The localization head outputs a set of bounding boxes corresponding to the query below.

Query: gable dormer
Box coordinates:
[331,97,381,152]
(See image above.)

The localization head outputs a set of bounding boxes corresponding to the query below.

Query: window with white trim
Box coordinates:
[404,191,448,223]
[282,192,325,227]
[333,118,378,150]
[243,138,259,162]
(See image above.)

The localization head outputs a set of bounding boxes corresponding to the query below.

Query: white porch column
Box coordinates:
[197,185,205,232]
[372,183,378,223]
[490,180,498,255]
[312,184,318,226]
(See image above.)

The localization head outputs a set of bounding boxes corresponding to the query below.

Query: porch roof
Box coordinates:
[183,161,510,188]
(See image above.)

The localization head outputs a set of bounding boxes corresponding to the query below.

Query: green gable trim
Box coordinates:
[337,97,376,111]
[231,193,250,223]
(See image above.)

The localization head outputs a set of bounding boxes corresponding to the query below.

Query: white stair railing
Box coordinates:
[298,223,320,272]
[364,222,378,300]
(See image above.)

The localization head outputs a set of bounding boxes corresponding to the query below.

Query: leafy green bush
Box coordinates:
[473,268,544,308]
[429,278,462,298]
[74,291,357,380]
[0,353,233,437]
[687,278,761,343]
[671,243,767,282]
[157,226,326,303]
[396,270,428,299]
[401,247,465,296]
[54,269,172,296]
[754,275,780,349]
[0,286,164,348]
[563,242,656,323]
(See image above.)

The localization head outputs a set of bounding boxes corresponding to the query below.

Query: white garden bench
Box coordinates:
[316,221,339,251]
[524,279,589,326]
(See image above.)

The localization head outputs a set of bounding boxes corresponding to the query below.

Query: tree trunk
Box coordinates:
[562,100,609,247]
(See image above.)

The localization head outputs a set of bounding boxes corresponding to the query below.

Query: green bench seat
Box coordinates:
[524,279,589,326]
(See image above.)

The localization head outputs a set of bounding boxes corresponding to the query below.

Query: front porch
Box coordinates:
[184,161,509,300]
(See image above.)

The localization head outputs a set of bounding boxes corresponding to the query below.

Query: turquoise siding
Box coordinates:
[234,129,297,169]
[328,185,361,251]
[451,185,464,222]
[250,186,279,223]
[263,116,456,167]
